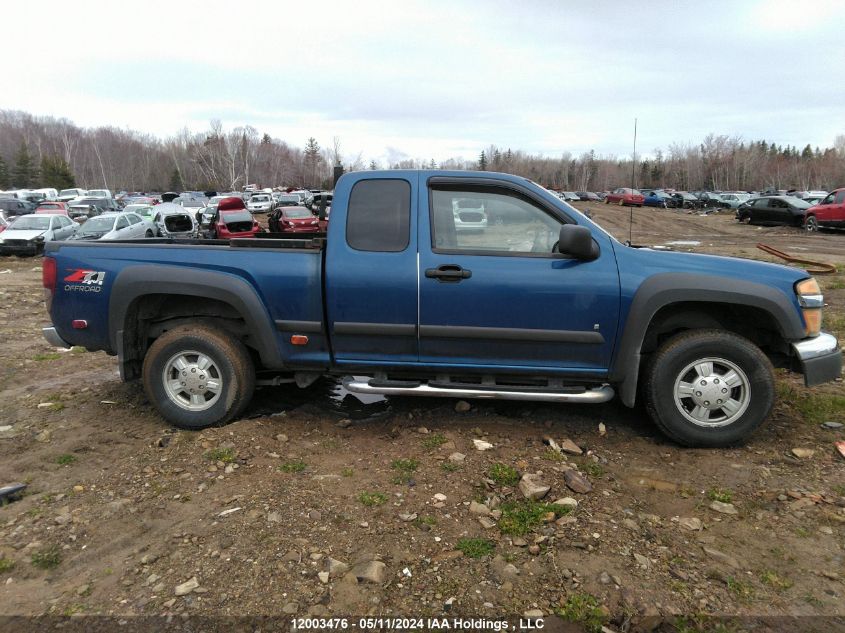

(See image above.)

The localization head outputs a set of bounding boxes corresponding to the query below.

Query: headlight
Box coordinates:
[34,235,45,242]
[795,277,823,337]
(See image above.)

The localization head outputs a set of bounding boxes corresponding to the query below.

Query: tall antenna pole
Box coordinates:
[629,117,637,244]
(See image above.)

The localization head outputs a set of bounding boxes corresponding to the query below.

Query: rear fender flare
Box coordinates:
[109,265,283,369]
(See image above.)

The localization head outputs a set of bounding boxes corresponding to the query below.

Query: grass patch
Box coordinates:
[760,570,793,590]
[488,463,520,486]
[391,458,419,483]
[832,484,845,496]
[33,353,62,362]
[777,381,845,425]
[358,491,388,507]
[582,461,604,478]
[707,488,733,504]
[440,462,460,472]
[421,433,447,450]
[31,545,62,569]
[456,537,494,559]
[498,500,571,536]
[794,527,810,538]
[70,346,86,354]
[414,515,437,528]
[556,592,607,633]
[726,576,755,601]
[542,448,566,461]
[55,454,76,466]
[42,402,64,412]
[341,467,354,477]
[279,460,306,473]
[0,558,14,573]
[205,447,236,463]
[803,593,823,608]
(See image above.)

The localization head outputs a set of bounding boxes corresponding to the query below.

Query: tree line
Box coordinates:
[1,109,842,193]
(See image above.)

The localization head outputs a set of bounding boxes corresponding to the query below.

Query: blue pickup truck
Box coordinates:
[41,170,841,447]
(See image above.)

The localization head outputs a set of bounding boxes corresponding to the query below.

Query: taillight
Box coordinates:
[42,256,57,311]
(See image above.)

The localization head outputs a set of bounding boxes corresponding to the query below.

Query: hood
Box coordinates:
[218,197,246,211]
[1,229,46,241]
[614,243,808,301]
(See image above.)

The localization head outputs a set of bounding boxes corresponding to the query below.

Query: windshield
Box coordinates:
[251,195,270,203]
[37,203,62,209]
[181,199,203,207]
[79,216,116,233]
[223,211,252,223]
[285,208,313,219]
[10,216,50,230]
[59,189,79,196]
[124,204,152,214]
[88,190,109,197]
[789,198,812,209]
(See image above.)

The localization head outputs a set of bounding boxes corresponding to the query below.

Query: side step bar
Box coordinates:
[342,377,614,404]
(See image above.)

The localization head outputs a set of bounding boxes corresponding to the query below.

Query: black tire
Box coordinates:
[805,215,819,232]
[142,325,255,429]
[642,329,774,447]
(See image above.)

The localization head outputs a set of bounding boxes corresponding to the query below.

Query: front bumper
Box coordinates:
[792,332,842,386]
[43,326,71,349]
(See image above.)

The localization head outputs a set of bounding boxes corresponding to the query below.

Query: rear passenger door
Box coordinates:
[325,175,419,363]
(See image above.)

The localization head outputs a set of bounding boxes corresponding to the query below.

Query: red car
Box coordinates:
[213,197,262,239]
[805,188,845,231]
[605,188,644,207]
[269,206,323,233]
[35,201,70,216]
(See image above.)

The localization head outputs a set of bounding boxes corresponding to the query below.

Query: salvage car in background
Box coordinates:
[669,192,705,210]
[152,203,198,238]
[68,197,120,221]
[0,198,36,218]
[247,193,274,214]
[642,191,672,208]
[717,193,750,209]
[605,188,644,206]
[736,196,811,226]
[804,188,845,231]
[57,188,87,202]
[269,205,322,233]
[35,201,70,216]
[0,213,76,255]
[68,212,154,241]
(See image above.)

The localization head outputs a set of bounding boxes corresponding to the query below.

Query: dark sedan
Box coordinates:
[736,196,811,227]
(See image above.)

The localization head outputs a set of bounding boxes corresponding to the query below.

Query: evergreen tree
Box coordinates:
[0,156,9,189]
[429,158,437,169]
[304,137,322,187]
[40,155,75,190]
[369,160,378,170]
[12,142,38,187]
[169,167,184,191]
[478,150,487,171]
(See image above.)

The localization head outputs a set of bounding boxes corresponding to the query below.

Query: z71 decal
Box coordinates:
[64,269,106,292]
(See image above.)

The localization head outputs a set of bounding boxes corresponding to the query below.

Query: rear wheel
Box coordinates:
[805,215,819,232]
[142,325,255,429]
[643,329,774,447]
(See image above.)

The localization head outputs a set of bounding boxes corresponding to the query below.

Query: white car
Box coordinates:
[86,189,113,199]
[58,188,88,202]
[452,198,488,232]
[152,203,198,239]
[69,212,154,241]
[0,213,77,255]
[247,194,273,214]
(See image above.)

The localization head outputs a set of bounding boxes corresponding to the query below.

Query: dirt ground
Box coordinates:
[0,205,844,632]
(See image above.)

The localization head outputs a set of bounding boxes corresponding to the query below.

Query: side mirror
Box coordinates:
[558,224,598,260]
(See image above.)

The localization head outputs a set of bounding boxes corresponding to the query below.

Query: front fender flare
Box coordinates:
[609,273,805,407]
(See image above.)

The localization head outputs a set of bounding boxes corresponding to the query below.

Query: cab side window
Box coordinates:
[430,186,564,256]
[346,179,410,252]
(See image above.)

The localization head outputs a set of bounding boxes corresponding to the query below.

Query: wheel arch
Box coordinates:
[109,265,283,380]
[609,273,805,407]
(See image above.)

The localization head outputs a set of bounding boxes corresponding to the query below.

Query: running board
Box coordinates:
[342,378,614,403]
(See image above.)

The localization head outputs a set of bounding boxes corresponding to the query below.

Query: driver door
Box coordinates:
[417,180,620,373]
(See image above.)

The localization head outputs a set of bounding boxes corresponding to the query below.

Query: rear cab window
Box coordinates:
[346,180,411,252]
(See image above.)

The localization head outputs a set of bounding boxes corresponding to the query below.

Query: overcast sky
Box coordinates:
[4,0,844,165]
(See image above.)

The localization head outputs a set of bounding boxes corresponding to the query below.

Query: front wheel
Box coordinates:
[142,325,255,429]
[642,329,774,447]
[805,216,819,232]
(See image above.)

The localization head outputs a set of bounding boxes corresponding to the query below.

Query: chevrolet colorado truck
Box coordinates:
[41,170,842,447]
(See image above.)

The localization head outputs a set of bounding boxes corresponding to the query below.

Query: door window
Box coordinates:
[835,191,845,204]
[127,213,141,225]
[430,187,563,256]
[346,179,410,252]
[116,216,129,230]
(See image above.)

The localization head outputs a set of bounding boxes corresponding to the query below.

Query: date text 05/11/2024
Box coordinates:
[291,617,545,631]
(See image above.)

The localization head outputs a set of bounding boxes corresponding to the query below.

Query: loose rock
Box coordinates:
[702,547,740,569]
[559,439,583,455]
[552,497,578,509]
[473,439,493,451]
[564,470,593,494]
[448,452,466,463]
[709,501,738,515]
[174,577,200,596]
[791,448,815,459]
[328,558,350,577]
[354,560,387,584]
[679,517,703,531]
[519,474,550,500]
[455,401,471,413]
[469,501,490,515]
